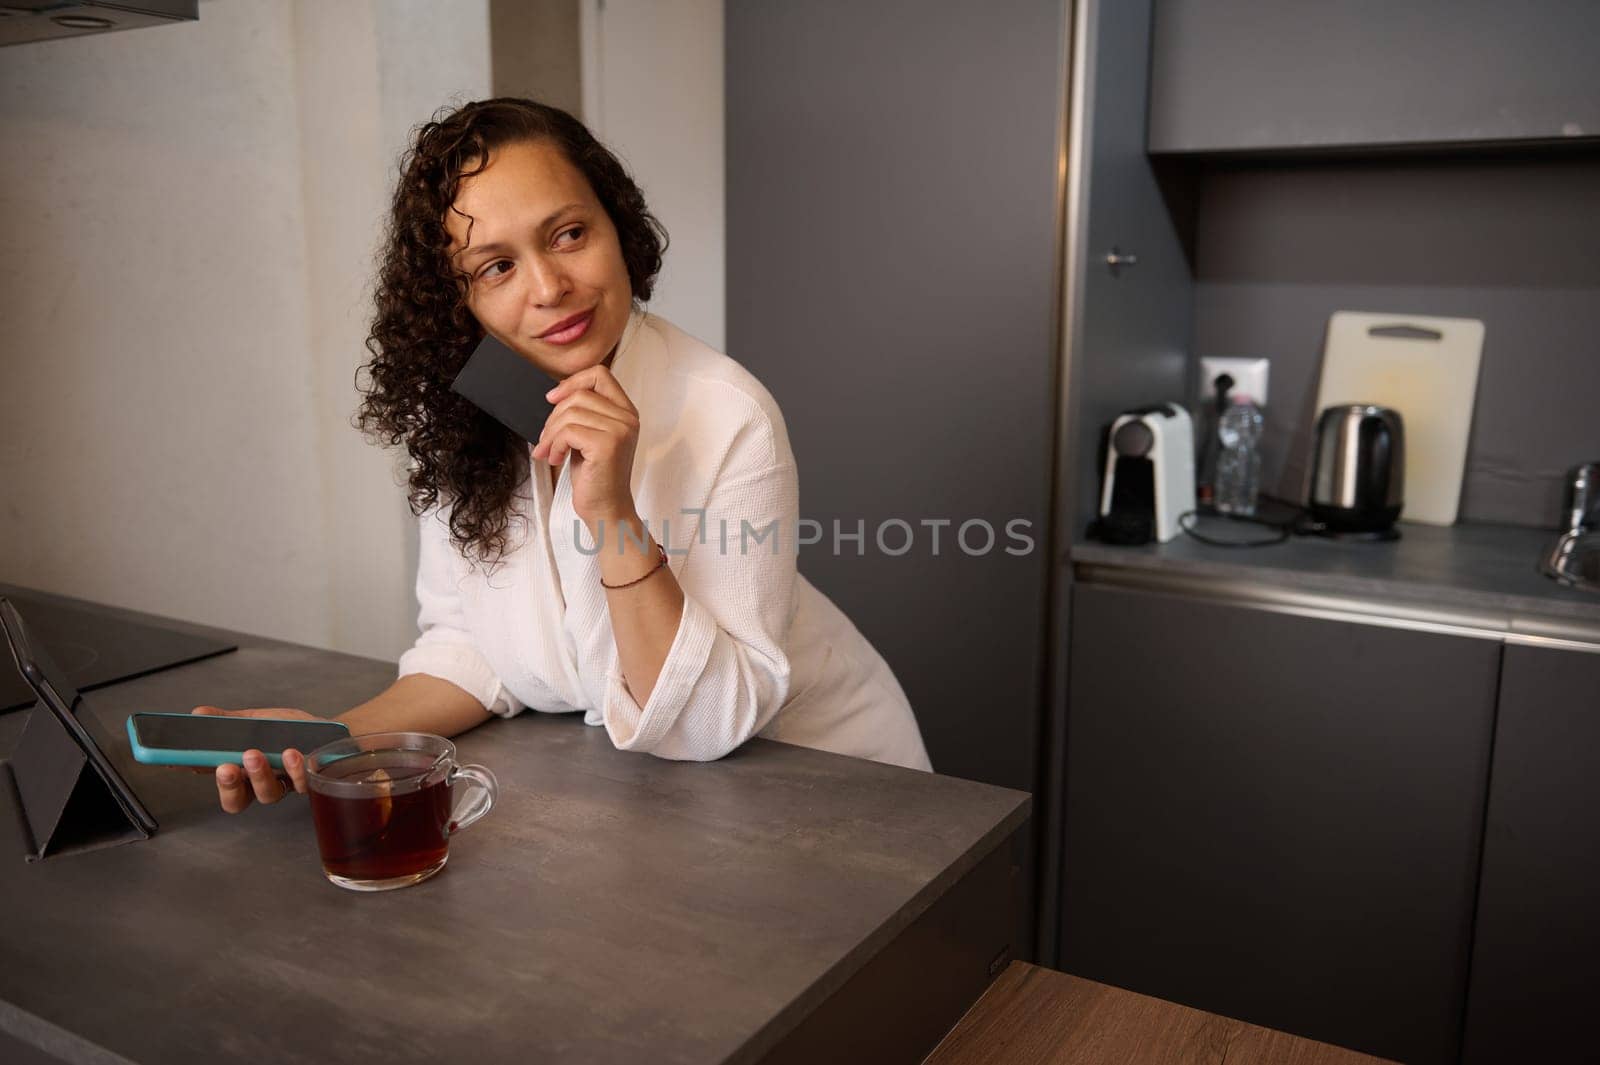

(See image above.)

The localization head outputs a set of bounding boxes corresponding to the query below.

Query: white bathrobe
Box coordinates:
[396,312,932,772]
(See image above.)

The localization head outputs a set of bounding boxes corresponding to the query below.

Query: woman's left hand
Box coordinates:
[534,364,641,529]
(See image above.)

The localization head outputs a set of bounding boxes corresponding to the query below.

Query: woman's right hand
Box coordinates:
[190,705,318,814]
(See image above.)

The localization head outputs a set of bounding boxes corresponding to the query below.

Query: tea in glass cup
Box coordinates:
[305,732,496,891]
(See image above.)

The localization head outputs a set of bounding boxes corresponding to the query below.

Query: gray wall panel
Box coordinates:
[489,0,582,116]
[726,0,1064,793]
[1190,157,1600,527]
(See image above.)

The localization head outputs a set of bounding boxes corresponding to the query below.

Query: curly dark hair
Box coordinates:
[357,98,667,565]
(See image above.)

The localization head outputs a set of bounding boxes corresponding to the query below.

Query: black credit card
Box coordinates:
[450,332,559,445]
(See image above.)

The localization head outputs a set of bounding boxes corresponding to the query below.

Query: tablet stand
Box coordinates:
[3,698,151,861]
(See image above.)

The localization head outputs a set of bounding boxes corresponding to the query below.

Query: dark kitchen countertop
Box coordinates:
[0,586,1029,1065]
[1072,521,1600,642]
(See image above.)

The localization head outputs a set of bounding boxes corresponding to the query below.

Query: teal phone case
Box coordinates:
[125,713,349,770]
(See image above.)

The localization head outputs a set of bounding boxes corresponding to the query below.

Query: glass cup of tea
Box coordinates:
[305,731,497,892]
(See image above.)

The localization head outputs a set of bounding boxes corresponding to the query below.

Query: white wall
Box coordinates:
[582,0,726,351]
[0,0,491,661]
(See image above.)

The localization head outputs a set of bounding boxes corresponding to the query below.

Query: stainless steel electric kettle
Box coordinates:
[1307,405,1405,536]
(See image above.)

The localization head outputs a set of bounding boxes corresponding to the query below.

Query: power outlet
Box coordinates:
[1199,357,1270,407]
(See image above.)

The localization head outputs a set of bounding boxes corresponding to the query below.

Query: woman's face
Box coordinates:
[447,139,634,380]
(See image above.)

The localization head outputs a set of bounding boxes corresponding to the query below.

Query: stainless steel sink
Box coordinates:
[1543,530,1600,594]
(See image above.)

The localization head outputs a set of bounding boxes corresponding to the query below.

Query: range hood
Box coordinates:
[0,1,197,47]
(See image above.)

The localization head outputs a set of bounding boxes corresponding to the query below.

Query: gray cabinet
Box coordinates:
[1037,0,1196,963]
[1462,644,1600,1064]
[1060,583,1500,1065]
[727,0,1062,794]
[726,0,1067,963]
[1148,0,1600,155]
[1064,0,1193,531]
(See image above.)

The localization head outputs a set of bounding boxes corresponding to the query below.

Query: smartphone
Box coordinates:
[125,712,350,769]
[450,332,559,445]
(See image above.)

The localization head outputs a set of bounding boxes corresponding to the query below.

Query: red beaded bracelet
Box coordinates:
[600,542,670,590]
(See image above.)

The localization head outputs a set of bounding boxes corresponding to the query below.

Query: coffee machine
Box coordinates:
[1095,404,1196,545]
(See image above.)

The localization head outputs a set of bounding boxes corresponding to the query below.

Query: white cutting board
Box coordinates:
[1314,311,1485,526]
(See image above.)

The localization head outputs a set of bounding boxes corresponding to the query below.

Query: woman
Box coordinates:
[200,98,930,813]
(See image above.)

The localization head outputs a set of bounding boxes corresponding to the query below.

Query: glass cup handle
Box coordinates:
[446,763,498,835]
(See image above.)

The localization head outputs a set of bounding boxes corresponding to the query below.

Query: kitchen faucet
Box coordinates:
[1542,463,1600,592]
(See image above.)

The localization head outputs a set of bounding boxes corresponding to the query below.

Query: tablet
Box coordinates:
[0,597,158,835]
[0,589,236,713]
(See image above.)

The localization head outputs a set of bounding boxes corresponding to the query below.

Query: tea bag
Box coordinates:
[365,767,395,832]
